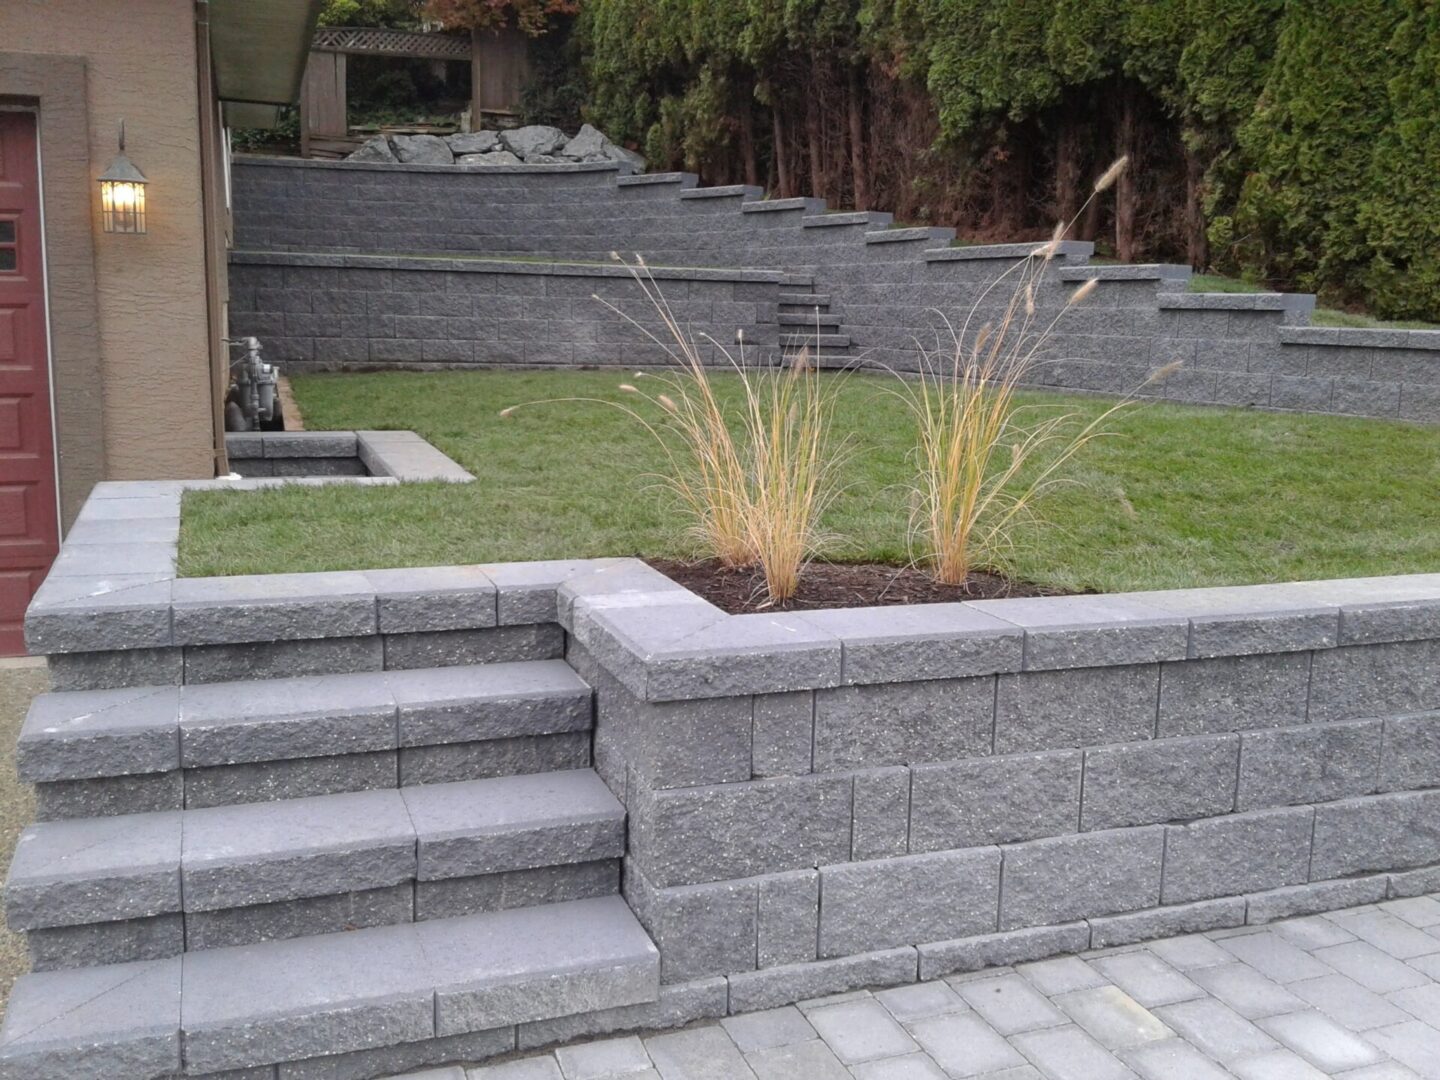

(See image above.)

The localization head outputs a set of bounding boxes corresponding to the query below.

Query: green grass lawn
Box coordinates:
[179,370,1440,593]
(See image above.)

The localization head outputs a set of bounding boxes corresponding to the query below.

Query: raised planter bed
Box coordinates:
[9,476,1440,1077]
[223,430,473,481]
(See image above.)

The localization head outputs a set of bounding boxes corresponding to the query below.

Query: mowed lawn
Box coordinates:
[178,370,1440,594]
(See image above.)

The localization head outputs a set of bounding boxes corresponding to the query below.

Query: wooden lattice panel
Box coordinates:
[312,26,472,60]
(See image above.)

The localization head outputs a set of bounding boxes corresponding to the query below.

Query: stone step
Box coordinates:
[19,660,592,819]
[778,273,816,288]
[779,333,852,350]
[778,292,830,308]
[778,312,841,327]
[5,769,625,968]
[0,895,659,1078]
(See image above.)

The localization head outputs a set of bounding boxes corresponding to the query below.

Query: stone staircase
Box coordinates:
[777,275,853,364]
[1,660,659,1078]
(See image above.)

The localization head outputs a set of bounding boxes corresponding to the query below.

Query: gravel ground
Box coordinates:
[0,660,43,1011]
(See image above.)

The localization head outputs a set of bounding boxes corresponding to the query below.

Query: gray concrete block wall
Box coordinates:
[231,156,1440,420]
[228,255,781,372]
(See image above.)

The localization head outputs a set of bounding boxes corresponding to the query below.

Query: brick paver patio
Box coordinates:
[398,895,1440,1079]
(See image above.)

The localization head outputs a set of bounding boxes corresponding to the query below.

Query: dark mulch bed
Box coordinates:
[647,557,1071,614]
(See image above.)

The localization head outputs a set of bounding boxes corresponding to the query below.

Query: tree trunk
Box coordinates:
[806,67,825,198]
[1115,87,1139,261]
[739,102,759,188]
[772,105,792,198]
[848,65,869,210]
[1054,104,1083,233]
[1184,135,1208,269]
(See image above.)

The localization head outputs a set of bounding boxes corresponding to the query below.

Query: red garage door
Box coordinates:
[0,112,58,656]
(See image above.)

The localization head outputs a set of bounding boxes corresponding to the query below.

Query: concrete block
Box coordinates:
[382,625,564,670]
[181,788,416,912]
[813,677,994,772]
[1341,598,1440,646]
[795,604,1022,683]
[0,957,181,1080]
[421,897,659,1036]
[628,773,853,888]
[968,595,1187,670]
[1187,609,1338,659]
[1157,652,1311,736]
[364,566,497,633]
[909,750,1082,851]
[48,646,183,692]
[6,810,182,930]
[851,766,910,860]
[414,860,618,921]
[1161,806,1315,904]
[1080,735,1239,831]
[1389,863,1440,899]
[752,692,814,778]
[26,913,184,972]
[1088,898,1246,948]
[1246,875,1389,924]
[403,770,623,881]
[727,947,918,1013]
[18,685,181,782]
[517,977,728,1049]
[1312,791,1440,878]
[995,664,1160,753]
[641,611,842,701]
[185,884,414,951]
[35,770,183,821]
[999,827,1164,930]
[179,671,396,767]
[170,573,377,647]
[624,868,756,983]
[25,575,173,654]
[184,752,398,809]
[183,637,383,685]
[276,1027,515,1080]
[1311,640,1440,722]
[483,559,611,624]
[757,870,819,968]
[1238,720,1382,809]
[917,923,1092,981]
[1380,711,1440,791]
[819,849,1001,956]
[388,660,591,749]
[397,732,589,786]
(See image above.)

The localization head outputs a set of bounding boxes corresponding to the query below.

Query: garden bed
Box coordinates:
[179,370,1440,596]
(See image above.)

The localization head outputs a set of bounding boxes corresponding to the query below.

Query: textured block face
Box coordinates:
[397,731,589,785]
[276,1025,516,1080]
[1379,711,1440,790]
[170,573,377,647]
[185,885,415,951]
[625,870,757,983]
[917,923,1091,980]
[35,770,184,821]
[0,957,181,1080]
[995,664,1159,753]
[1080,735,1240,831]
[851,767,910,860]
[813,677,994,771]
[616,692,753,789]
[366,566,498,635]
[1161,806,1315,903]
[1087,898,1245,948]
[183,637,383,685]
[726,947,918,1013]
[184,751,399,809]
[414,860,619,921]
[751,692,814,778]
[47,646,183,692]
[819,849,1001,956]
[1000,827,1164,930]
[757,870,819,968]
[388,660,592,749]
[26,913,184,972]
[628,773,853,887]
[1157,652,1311,736]
[1311,791,1440,878]
[383,624,565,670]
[1310,639,1440,722]
[1238,720,1382,809]
[517,977,727,1049]
[909,751,1082,851]
[18,685,181,782]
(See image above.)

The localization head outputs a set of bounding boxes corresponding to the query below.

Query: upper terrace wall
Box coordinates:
[231,157,1440,422]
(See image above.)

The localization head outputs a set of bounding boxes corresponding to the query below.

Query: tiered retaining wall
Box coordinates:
[230,156,1440,421]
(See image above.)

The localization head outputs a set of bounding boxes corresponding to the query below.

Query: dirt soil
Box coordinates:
[0,661,43,1010]
[647,558,1072,614]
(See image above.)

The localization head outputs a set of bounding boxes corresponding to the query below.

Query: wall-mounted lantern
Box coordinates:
[98,121,147,234]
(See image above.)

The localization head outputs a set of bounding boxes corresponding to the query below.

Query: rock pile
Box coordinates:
[348,124,645,170]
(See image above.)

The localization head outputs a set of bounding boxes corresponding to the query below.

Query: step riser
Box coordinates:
[24,861,622,971]
[45,623,566,694]
[32,731,592,820]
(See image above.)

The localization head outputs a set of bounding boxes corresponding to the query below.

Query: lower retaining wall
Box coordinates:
[228,253,782,371]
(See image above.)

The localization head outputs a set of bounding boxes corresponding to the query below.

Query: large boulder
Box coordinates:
[558,123,610,162]
[524,153,567,164]
[390,134,453,165]
[457,150,522,165]
[447,130,499,154]
[603,142,647,172]
[499,125,566,158]
[347,135,397,163]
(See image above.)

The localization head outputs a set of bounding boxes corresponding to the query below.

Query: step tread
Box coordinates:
[0,896,658,1077]
[19,660,591,782]
[6,770,623,930]
[778,313,841,327]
